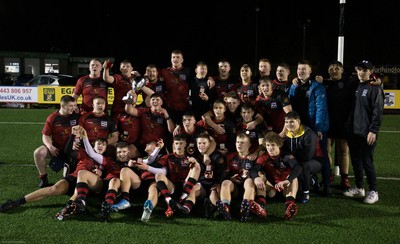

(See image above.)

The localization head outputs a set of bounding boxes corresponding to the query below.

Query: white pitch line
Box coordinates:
[348,175,400,181]
[1,164,39,167]
[376,176,400,180]
[0,122,44,125]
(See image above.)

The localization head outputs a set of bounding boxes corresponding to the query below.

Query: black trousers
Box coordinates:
[299,159,322,192]
[348,135,378,191]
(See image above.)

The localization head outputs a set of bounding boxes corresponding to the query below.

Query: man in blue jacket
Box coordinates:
[289,60,330,196]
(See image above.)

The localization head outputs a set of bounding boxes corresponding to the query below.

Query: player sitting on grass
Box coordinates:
[111,139,166,223]
[154,134,201,219]
[0,126,87,213]
[55,126,129,222]
[251,131,301,220]
[216,133,266,222]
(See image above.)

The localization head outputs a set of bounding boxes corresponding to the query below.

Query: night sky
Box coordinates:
[1,0,399,76]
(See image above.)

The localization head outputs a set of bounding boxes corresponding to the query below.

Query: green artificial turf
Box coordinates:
[0,109,399,243]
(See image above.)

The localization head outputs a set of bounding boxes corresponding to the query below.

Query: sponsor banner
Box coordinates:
[38,86,113,104]
[374,65,400,90]
[384,89,400,109]
[0,86,38,102]
[36,86,142,105]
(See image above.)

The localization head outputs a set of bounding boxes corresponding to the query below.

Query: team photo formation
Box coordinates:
[0,49,384,223]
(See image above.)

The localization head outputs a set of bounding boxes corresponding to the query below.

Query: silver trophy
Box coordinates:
[122,92,135,104]
[132,77,146,91]
[122,77,146,104]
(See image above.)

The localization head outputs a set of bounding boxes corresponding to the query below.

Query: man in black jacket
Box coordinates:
[344,60,384,204]
[282,111,321,203]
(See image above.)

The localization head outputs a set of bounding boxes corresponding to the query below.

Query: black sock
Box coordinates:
[183,200,194,212]
[105,189,117,204]
[76,182,89,202]
[16,197,27,206]
[286,196,295,202]
[255,195,267,206]
[156,181,170,199]
[183,177,197,195]
[39,173,47,179]
[121,192,130,201]
[285,196,295,207]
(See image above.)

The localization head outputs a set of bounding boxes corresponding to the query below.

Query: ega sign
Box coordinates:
[37,86,143,105]
[38,86,114,104]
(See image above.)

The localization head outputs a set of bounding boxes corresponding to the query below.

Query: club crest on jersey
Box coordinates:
[362,89,368,96]
[101,121,108,127]
[247,89,254,96]
[70,120,77,126]
[248,131,256,139]
[232,160,239,168]
[271,102,277,109]
[179,74,187,81]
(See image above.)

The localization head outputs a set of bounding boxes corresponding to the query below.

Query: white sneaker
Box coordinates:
[364,191,379,204]
[343,187,365,198]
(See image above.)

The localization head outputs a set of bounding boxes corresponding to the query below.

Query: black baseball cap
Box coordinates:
[356,60,374,70]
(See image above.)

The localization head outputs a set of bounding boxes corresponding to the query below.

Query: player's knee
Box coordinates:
[110,178,121,187]
[193,162,201,171]
[244,178,254,187]
[33,146,47,159]
[77,169,90,178]
[132,181,141,190]
[48,185,65,196]
[193,183,201,192]
[221,179,231,188]
[155,173,166,181]
[267,190,276,198]
[148,183,157,193]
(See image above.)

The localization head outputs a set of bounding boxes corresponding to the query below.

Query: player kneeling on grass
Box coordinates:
[251,131,301,220]
[154,134,201,219]
[217,133,266,222]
